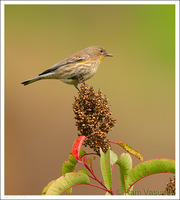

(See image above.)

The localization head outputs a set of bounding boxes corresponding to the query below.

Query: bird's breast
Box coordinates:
[82,60,100,80]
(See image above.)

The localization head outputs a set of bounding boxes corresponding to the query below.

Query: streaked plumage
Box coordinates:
[21,46,113,90]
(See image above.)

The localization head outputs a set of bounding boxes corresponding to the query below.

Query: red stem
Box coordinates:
[109,141,116,144]
[81,153,98,158]
[78,154,113,194]
[88,175,96,181]
[84,164,113,194]
[86,182,112,193]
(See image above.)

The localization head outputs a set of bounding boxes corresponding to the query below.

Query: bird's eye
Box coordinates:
[100,50,104,54]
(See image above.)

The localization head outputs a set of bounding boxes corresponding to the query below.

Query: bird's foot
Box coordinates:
[78,74,84,83]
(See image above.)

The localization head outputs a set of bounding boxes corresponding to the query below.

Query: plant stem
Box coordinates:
[88,175,96,181]
[111,186,115,195]
[109,141,116,144]
[85,183,112,194]
[78,153,113,194]
[81,153,98,158]
[85,165,113,194]
[84,164,107,190]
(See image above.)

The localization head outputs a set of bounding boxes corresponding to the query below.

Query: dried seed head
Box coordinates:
[73,82,116,154]
[165,176,175,195]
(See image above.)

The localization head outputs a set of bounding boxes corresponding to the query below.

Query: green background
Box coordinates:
[5,5,175,195]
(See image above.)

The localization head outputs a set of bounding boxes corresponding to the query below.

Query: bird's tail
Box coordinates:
[21,76,42,86]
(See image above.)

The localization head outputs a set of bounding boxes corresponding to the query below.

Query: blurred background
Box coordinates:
[5,4,175,195]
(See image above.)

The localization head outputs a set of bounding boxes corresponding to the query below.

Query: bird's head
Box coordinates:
[86,46,113,61]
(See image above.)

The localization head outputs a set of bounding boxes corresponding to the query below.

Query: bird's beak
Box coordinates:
[105,52,113,57]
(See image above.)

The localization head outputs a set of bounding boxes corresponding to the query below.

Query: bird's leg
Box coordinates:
[74,74,84,91]
[74,84,80,91]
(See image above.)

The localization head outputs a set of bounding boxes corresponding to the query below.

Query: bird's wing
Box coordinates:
[38,55,89,76]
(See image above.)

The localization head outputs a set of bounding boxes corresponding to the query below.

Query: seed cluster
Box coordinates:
[165,176,175,195]
[73,82,116,155]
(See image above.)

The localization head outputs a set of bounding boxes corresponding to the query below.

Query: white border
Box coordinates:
[1,1,5,199]
[1,1,179,5]
[175,1,180,200]
[1,1,179,200]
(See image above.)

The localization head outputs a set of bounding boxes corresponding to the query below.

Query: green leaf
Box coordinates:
[92,156,96,160]
[45,172,90,195]
[115,153,132,194]
[100,148,112,190]
[65,187,72,194]
[62,149,86,194]
[62,154,77,176]
[78,170,89,175]
[116,141,143,161]
[42,180,55,195]
[105,191,111,195]
[127,158,175,191]
[62,150,86,175]
[110,150,118,166]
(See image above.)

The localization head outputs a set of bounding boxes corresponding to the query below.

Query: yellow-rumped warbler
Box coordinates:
[21,46,113,90]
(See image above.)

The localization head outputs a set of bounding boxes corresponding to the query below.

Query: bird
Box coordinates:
[21,46,113,91]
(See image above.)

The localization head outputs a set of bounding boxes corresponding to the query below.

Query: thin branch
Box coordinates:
[109,141,116,144]
[86,182,112,194]
[84,163,107,190]
[81,153,98,158]
[88,174,96,181]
